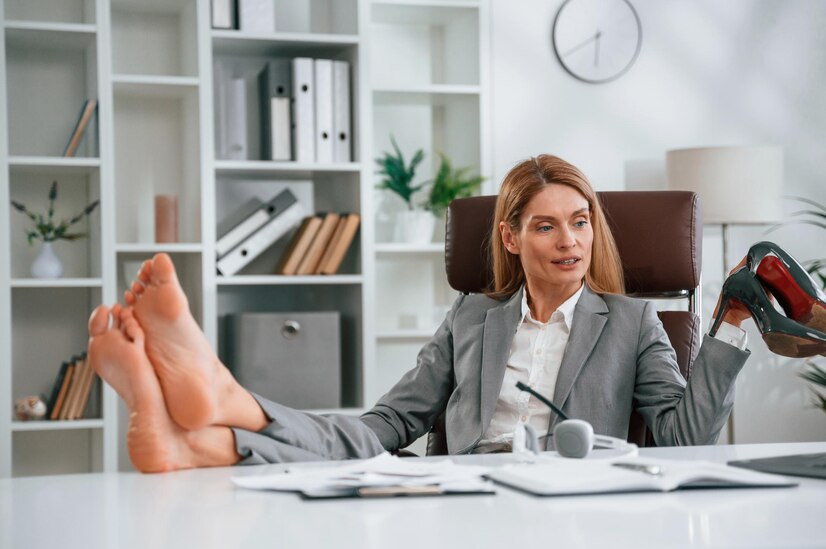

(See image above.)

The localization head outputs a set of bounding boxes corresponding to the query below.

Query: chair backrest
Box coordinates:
[427,191,702,455]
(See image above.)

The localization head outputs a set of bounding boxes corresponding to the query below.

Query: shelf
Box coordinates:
[12,419,104,432]
[371,2,479,25]
[212,30,358,57]
[217,275,363,286]
[374,85,481,106]
[115,243,203,254]
[375,243,444,254]
[4,22,97,50]
[112,75,200,98]
[11,278,103,288]
[215,160,361,178]
[8,156,101,176]
[376,330,436,340]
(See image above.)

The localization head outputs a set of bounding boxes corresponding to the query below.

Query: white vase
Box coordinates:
[396,210,436,245]
[31,242,64,279]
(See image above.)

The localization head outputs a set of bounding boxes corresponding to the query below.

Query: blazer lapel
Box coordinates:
[479,289,523,431]
[552,286,608,413]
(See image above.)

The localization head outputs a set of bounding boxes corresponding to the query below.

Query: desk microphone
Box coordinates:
[514,382,638,459]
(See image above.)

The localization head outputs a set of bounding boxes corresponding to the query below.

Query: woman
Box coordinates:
[87,155,825,472]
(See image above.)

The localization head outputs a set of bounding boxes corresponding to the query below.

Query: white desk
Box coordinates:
[2,442,824,549]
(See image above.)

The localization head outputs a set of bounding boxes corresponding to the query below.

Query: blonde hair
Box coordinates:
[487,154,625,300]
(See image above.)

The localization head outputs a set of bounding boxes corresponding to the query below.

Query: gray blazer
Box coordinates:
[234,286,750,464]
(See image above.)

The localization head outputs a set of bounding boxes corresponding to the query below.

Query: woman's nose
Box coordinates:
[557,228,576,248]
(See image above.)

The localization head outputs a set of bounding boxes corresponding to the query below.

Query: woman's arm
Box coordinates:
[633,301,750,446]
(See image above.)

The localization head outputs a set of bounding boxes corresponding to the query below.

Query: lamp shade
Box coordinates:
[666,146,783,224]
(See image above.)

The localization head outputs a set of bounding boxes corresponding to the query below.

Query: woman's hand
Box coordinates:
[711,257,752,329]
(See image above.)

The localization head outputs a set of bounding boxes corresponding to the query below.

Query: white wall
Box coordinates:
[490,0,826,443]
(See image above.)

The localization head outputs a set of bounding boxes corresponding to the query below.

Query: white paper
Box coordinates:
[232,452,493,493]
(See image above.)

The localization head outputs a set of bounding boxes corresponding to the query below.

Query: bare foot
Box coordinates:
[87,305,217,472]
[124,254,266,432]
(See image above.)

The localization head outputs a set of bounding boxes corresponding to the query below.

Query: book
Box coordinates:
[295,212,340,275]
[238,0,274,33]
[216,195,290,258]
[313,59,334,163]
[50,362,75,420]
[258,60,292,161]
[317,213,360,275]
[60,356,86,420]
[217,190,305,276]
[485,457,796,497]
[332,60,351,162]
[276,215,323,275]
[63,99,97,157]
[46,362,70,418]
[70,355,95,420]
[314,216,347,275]
[291,57,315,162]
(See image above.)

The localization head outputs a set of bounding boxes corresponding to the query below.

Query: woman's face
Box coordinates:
[500,184,594,297]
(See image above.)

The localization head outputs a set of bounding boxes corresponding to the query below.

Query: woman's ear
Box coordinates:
[499,221,520,255]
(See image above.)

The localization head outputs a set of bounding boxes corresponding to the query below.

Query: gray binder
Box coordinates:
[225,312,341,409]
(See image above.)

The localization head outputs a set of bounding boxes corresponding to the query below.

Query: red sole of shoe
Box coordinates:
[757,256,826,329]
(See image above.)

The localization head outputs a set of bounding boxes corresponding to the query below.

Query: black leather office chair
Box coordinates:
[424,191,703,455]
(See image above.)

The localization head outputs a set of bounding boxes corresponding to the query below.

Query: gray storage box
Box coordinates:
[225,312,341,409]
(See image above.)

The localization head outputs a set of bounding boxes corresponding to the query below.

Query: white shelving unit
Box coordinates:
[0,0,488,477]
[367,0,490,403]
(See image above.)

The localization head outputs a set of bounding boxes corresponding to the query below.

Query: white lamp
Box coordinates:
[666,145,784,443]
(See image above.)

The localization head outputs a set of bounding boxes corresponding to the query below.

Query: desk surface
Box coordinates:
[2,442,825,549]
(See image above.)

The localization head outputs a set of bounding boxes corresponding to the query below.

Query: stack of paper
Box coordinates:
[231,453,495,499]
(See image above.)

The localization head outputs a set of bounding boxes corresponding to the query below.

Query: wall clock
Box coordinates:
[551,0,642,84]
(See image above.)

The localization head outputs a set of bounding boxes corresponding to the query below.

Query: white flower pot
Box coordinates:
[396,210,435,245]
[30,242,64,279]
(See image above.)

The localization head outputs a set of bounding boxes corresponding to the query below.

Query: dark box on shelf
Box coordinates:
[224,312,341,409]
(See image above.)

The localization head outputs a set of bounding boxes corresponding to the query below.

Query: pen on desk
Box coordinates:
[612,462,663,477]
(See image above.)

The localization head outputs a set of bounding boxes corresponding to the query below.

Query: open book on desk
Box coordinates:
[231,453,495,499]
[486,456,797,497]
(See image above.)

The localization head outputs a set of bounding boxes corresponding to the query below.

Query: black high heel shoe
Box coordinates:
[747,241,826,333]
[710,267,826,358]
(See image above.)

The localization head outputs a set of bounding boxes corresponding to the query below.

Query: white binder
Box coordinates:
[291,57,315,163]
[226,78,248,160]
[332,61,351,162]
[217,191,305,276]
[211,0,235,29]
[238,0,274,33]
[258,60,291,160]
[313,59,334,164]
[271,97,292,161]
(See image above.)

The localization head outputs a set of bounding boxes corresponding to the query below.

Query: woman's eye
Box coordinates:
[574,220,589,228]
[538,225,552,232]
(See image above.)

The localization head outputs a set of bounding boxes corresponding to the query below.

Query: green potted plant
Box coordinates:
[374,136,432,244]
[10,180,100,278]
[423,153,485,218]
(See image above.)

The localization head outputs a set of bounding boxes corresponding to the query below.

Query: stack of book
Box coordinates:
[276,212,361,275]
[46,352,98,421]
[216,189,306,276]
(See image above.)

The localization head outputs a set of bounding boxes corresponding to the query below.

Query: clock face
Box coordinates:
[552,0,642,84]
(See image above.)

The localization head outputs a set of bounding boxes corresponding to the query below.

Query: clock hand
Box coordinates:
[562,31,599,58]
[594,30,602,66]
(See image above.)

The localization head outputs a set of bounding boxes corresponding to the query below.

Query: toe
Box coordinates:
[138,260,152,285]
[131,281,145,296]
[111,304,123,329]
[123,317,145,344]
[88,305,111,337]
[151,253,177,284]
[125,291,136,306]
